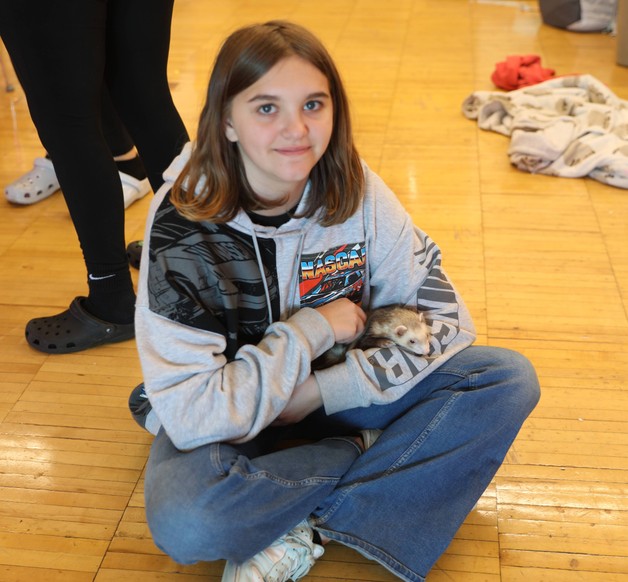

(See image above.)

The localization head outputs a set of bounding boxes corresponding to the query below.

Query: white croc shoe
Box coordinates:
[5,157,60,205]
[4,158,150,209]
[221,520,324,582]
[120,171,151,209]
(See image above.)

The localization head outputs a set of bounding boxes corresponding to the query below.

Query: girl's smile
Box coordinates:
[276,146,311,155]
[224,55,333,215]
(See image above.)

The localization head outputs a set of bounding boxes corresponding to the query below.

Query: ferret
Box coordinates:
[312,306,431,370]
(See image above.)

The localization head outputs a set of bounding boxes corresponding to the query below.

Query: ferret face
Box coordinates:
[394,323,431,355]
[362,307,432,356]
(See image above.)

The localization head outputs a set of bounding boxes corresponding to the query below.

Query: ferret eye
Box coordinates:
[409,339,416,344]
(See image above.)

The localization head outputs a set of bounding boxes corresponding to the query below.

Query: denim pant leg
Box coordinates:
[310,346,540,582]
[144,429,362,565]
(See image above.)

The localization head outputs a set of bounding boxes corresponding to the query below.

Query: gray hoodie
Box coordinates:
[135,143,476,451]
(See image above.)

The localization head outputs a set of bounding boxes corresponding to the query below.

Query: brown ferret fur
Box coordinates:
[312,306,431,370]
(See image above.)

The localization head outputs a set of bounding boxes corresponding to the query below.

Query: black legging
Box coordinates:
[0,0,189,280]
[100,88,136,159]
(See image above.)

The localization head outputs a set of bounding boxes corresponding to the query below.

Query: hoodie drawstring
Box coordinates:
[250,227,274,325]
[287,232,305,317]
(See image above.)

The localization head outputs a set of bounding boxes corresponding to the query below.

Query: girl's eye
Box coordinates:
[304,100,322,111]
[258,104,276,114]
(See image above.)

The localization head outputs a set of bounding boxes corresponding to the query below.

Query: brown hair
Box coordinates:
[170,20,364,226]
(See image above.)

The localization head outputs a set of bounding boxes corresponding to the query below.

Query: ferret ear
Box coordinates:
[418,312,426,322]
[395,325,408,337]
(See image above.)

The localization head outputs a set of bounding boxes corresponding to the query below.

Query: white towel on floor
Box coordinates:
[462,74,628,189]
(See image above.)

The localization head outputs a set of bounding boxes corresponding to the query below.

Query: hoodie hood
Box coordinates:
[162,141,196,189]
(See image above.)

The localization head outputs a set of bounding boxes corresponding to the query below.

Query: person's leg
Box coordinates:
[144,428,362,565]
[105,0,189,192]
[99,87,152,208]
[100,87,136,157]
[144,346,538,581]
[0,1,136,333]
[3,84,146,207]
[308,346,540,582]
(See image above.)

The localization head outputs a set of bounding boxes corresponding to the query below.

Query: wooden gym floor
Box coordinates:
[0,0,627,580]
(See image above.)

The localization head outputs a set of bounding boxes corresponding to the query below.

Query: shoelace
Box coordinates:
[265,529,317,582]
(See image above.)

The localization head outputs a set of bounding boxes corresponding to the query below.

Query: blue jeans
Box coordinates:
[144,346,540,582]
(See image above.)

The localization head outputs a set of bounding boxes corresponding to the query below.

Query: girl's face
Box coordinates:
[225,55,333,213]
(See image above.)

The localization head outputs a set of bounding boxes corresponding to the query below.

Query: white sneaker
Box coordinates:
[5,157,60,204]
[360,429,383,450]
[119,171,151,209]
[221,520,324,582]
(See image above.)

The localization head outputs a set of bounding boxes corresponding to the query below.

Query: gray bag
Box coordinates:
[539,0,616,31]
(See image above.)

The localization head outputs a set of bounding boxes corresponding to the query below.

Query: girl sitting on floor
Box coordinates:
[131,20,540,582]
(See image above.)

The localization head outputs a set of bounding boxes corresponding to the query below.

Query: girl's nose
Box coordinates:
[281,112,307,138]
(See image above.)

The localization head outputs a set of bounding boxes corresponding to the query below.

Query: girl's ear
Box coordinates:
[225,120,238,143]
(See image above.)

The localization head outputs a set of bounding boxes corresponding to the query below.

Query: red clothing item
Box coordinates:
[491,55,555,90]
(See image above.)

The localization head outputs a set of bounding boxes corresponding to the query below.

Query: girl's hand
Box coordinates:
[315,298,366,344]
[273,375,323,425]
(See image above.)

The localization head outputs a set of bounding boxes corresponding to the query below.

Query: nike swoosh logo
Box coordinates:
[88,273,117,281]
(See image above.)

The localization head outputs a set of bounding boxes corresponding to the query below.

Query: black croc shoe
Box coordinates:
[126,240,143,269]
[25,296,135,354]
